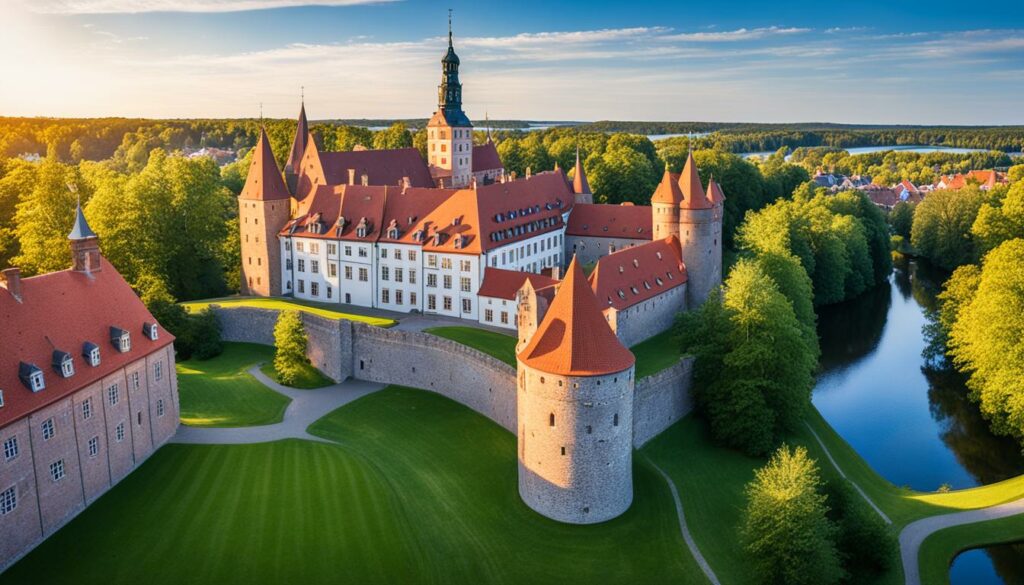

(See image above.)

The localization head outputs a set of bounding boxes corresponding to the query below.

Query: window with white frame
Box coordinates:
[0,486,15,515]
[427,274,436,288]
[116,422,125,442]
[296,241,304,252]
[311,260,319,274]
[358,268,368,282]
[329,263,337,278]
[409,269,417,284]
[443,275,452,289]
[409,250,417,262]
[381,288,390,303]
[120,333,131,353]
[344,245,352,256]
[328,243,337,255]
[441,258,452,270]
[394,249,402,260]
[298,279,305,293]
[0,389,4,408]
[82,398,92,420]
[501,312,509,325]
[49,459,65,482]
[484,309,493,322]
[310,243,319,254]
[462,298,472,314]
[427,295,436,311]
[358,247,367,258]
[41,419,55,440]
[157,399,165,417]
[344,265,353,280]
[410,292,417,306]
[108,383,119,405]
[29,370,44,392]
[380,248,388,259]
[155,361,163,381]
[460,260,471,272]
[311,282,320,297]
[298,259,305,272]
[395,290,403,305]
[381,266,390,281]
[132,372,140,390]
[3,437,18,461]
[88,436,99,458]
[443,296,452,311]
[394,268,403,283]
[460,277,471,292]
[427,254,437,268]
[327,287,333,299]
[60,357,74,378]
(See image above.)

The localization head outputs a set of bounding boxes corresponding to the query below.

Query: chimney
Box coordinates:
[361,173,369,186]
[549,265,561,281]
[348,169,356,186]
[402,176,411,189]
[526,166,532,179]
[471,176,478,190]
[1,267,22,302]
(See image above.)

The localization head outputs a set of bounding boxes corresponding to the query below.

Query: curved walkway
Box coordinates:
[899,498,1024,585]
[172,366,385,444]
[647,459,722,585]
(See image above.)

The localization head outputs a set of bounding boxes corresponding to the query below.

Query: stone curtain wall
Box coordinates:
[211,306,692,444]
[632,357,694,448]
[351,324,517,433]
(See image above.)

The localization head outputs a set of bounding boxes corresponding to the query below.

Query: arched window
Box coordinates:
[549,413,555,427]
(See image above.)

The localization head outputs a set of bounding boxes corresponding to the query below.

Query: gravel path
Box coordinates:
[648,459,721,585]
[172,366,385,444]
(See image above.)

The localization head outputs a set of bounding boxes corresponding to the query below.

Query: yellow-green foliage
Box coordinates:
[273,310,308,387]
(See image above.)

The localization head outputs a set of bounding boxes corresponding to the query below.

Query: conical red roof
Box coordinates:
[286,102,310,174]
[572,147,591,195]
[652,168,683,205]
[241,128,290,201]
[707,174,726,205]
[518,256,635,376]
[678,152,712,210]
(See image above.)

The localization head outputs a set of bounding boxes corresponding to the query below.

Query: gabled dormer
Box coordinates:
[110,327,131,353]
[143,322,159,341]
[83,342,100,367]
[18,362,45,392]
[52,350,74,378]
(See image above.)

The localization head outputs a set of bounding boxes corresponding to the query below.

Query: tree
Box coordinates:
[972,182,1024,255]
[948,239,1024,442]
[741,445,845,585]
[681,261,817,455]
[0,158,36,267]
[910,187,986,271]
[372,122,413,150]
[588,147,658,205]
[12,157,89,275]
[822,480,897,579]
[273,310,309,386]
[889,201,915,239]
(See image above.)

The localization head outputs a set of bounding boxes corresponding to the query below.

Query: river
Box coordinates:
[812,257,1024,584]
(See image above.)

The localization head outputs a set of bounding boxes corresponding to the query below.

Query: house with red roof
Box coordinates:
[0,206,178,571]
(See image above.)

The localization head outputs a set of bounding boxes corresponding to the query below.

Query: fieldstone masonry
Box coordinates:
[212,306,693,449]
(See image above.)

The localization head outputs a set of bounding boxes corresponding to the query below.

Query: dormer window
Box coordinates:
[144,322,159,341]
[52,351,74,378]
[110,327,131,353]
[18,362,44,392]
[82,342,100,367]
[388,227,400,239]
[667,271,675,280]
[617,290,626,300]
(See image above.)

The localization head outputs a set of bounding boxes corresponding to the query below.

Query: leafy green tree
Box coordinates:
[0,158,36,267]
[889,201,915,239]
[372,122,413,150]
[1009,164,1024,184]
[12,158,90,275]
[972,182,1024,255]
[742,445,845,585]
[335,125,375,152]
[822,480,896,579]
[681,261,816,455]
[274,310,309,386]
[755,251,818,355]
[186,308,224,360]
[588,147,658,205]
[948,239,1024,442]
[911,187,987,270]
[496,139,525,177]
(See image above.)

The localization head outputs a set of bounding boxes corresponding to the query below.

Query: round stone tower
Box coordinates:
[677,152,722,307]
[516,256,636,524]
[651,167,682,241]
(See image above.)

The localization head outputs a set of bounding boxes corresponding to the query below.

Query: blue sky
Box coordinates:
[3,0,1023,124]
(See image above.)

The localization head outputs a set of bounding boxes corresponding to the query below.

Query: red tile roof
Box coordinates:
[477,268,559,301]
[589,237,687,311]
[518,256,635,376]
[472,141,503,172]
[679,151,712,210]
[240,128,290,201]
[652,169,683,205]
[708,176,727,205]
[862,184,901,207]
[0,259,174,428]
[565,203,653,239]
[293,136,434,200]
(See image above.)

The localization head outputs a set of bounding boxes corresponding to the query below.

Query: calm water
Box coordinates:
[813,258,1024,584]
[742,145,991,159]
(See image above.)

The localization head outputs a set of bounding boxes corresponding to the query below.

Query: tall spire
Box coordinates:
[285,94,310,191]
[678,151,712,210]
[448,7,453,48]
[437,9,470,127]
[242,127,290,201]
[68,196,96,241]
[572,145,591,196]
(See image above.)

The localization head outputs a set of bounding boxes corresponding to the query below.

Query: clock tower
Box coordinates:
[427,11,474,188]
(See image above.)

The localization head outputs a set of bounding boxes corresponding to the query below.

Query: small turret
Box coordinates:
[239,127,292,296]
[284,99,310,195]
[676,152,722,307]
[651,166,682,240]
[69,201,101,274]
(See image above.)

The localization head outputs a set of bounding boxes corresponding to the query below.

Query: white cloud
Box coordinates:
[661,26,811,42]
[24,0,394,14]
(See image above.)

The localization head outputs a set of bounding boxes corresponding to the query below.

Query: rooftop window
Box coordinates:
[83,342,100,367]
[110,327,131,353]
[19,362,44,392]
[52,351,74,378]
[144,322,159,341]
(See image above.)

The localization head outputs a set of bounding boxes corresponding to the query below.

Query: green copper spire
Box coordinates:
[438,9,471,127]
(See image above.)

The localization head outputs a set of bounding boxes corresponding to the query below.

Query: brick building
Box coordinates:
[0,206,178,571]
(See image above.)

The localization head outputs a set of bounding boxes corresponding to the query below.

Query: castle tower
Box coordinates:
[69,201,101,274]
[516,256,636,524]
[651,166,682,240]
[571,146,593,205]
[284,99,310,195]
[239,127,292,297]
[677,152,722,307]
[427,12,474,188]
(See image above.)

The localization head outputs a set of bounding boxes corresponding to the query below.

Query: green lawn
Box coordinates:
[424,326,518,366]
[177,343,291,427]
[426,325,682,378]
[259,361,335,389]
[182,296,397,327]
[631,329,683,378]
[919,516,1024,585]
[4,387,710,585]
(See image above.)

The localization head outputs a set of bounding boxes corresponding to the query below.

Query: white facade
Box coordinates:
[428,126,474,188]
[478,295,517,330]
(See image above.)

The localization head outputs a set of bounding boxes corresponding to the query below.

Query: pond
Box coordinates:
[741,145,993,159]
[812,257,1024,583]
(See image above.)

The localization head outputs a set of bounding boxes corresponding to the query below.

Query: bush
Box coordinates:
[822,480,897,579]
[741,445,845,585]
[273,310,309,386]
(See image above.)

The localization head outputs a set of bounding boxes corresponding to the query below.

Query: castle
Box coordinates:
[240,20,724,524]
[0,207,179,570]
